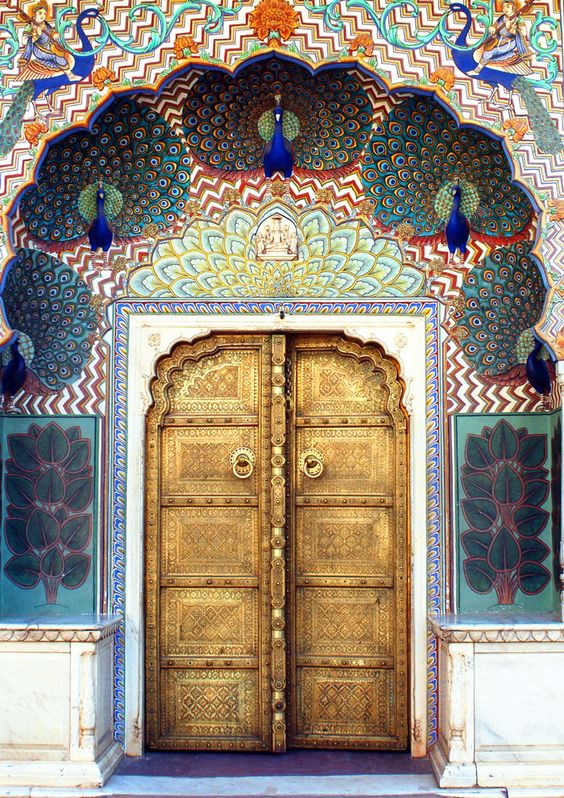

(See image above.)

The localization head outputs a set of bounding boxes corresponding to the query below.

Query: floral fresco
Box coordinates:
[0,415,98,616]
[455,412,560,612]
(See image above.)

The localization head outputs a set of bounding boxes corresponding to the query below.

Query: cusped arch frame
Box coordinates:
[0,50,550,347]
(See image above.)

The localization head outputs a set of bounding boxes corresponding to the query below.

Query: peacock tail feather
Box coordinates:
[514,77,563,156]
[1,248,97,391]
[0,82,34,157]
[457,241,546,376]
[361,96,534,240]
[20,98,190,246]
[182,58,373,173]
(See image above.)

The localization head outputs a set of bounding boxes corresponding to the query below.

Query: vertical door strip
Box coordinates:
[270,334,287,752]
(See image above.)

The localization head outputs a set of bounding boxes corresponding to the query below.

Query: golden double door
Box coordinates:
[145,333,409,752]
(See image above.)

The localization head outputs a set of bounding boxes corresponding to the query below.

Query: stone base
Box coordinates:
[477,762,564,789]
[0,616,122,789]
[430,614,564,792]
[0,740,122,787]
[430,741,477,788]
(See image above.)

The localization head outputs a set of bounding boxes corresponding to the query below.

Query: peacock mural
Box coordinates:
[19,96,190,248]
[0,8,100,158]
[0,248,97,393]
[5,56,548,399]
[455,240,550,384]
[447,2,562,156]
[361,95,534,246]
[181,58,374,177]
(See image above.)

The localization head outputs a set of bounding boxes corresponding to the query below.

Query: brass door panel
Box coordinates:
[145,335,273,751]
[287,335,409,750]
[146,333,408,752]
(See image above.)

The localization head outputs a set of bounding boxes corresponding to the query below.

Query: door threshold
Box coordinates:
[8,774,507,798]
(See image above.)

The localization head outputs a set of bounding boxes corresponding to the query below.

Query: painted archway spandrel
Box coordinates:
[0,0,561,174]
[0,0,561,419]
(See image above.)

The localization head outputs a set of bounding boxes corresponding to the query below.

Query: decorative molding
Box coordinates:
[109,299,444,748]
[0,618,120,644]
[430,616,564,644]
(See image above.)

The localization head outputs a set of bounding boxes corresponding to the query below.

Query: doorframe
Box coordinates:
[108,299,444,758]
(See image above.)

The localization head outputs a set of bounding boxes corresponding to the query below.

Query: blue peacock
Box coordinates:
[445,183,470,262]
[361,95,535,251]
[19,97,190,249]
[263,94,294,179]
[1,336,27,412]
[0,8,99,157]
[88,181,113,253]
[0,248,97,392]
[182,58,373,178]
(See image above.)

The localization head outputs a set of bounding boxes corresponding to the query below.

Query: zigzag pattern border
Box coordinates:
[110,298,443,747]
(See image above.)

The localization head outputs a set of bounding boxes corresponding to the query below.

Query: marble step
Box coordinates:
[1,774,507,798]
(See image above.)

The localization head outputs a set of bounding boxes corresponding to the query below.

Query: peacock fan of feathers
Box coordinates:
[456,241,546,378]
[361,96,534,242]
[1,248,97,391]
[182,58,373,175]
[20,97,190,248]
[0,82,35,158]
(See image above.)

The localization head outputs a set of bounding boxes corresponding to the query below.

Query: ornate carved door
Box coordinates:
[145,335,274,750]
[286,335,409,750]
[145,333,408,752]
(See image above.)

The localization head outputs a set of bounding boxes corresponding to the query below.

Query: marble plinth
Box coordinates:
[429,614,564,790]
[0,615,123,787]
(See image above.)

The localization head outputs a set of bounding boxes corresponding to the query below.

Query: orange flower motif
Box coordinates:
[356,199,375,218]
[174,34,199,60]
[501,116,530,143]
[348,33,374,57]
[548,199,564,222]
[24,120,48,147]
[429,67,455,91]
[270,179,287,197]
[92,67,118,92]
[185,200,201,216]
[395,221,416,243]
[554,329,564,360]
[316,188,333,205]
[425,256,447,278]
[250,0,299,45]
[224,188,241,204]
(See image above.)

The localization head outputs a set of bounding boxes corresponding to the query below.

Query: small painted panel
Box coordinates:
[454,412,560,613]
[0,415,98,616]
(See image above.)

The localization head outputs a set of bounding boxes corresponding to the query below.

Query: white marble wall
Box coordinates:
[0,616,123,787]
[430,615,564,789]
